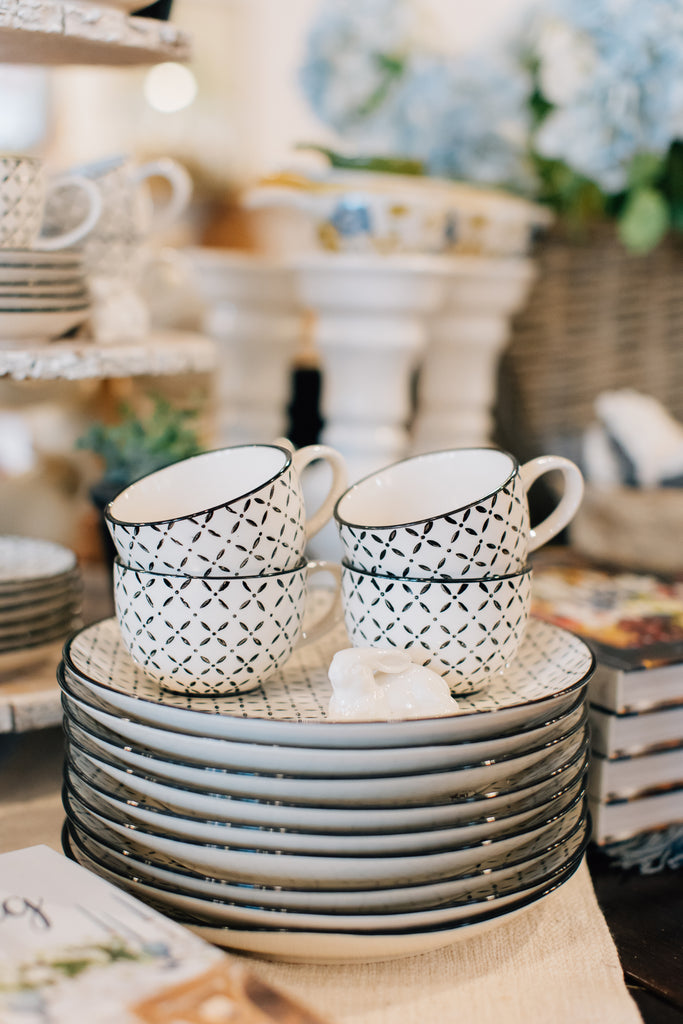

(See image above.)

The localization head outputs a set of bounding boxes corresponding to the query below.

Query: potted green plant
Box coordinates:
[77,395,202,570]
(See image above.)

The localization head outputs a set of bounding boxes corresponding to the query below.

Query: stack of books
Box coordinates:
[532,563,683,846]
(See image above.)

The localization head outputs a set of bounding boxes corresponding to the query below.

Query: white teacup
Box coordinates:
[335,447,583,579]
[0,154,101,252]
[341,563,532,693]
[114,558,342,694]
[106,442,348,576]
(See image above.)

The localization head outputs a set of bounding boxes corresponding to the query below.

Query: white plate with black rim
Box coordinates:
[0,536,77,585]
[62,612,594,749]
[64,728,588,836]
[65,812,589,915]
[62,784,587,890]
[59,666,587,778]
[65,819,588,933]
[62,709,589,808]
[64,754,587,857]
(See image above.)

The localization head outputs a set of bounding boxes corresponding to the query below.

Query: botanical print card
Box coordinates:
[0,845,326,1024]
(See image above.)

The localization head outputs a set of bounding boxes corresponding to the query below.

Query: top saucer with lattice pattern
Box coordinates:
[62,595,594,749]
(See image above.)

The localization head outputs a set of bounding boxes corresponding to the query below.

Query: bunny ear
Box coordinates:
[368,649,412,674]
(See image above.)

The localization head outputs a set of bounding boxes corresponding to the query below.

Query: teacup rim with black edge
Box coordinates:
[334,446,521,530]
[105,442,297,528]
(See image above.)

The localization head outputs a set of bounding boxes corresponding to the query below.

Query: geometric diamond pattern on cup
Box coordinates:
[109,469,306,577]
[339,476,529,579]
[114,561,309,695]
[341,565,532,694]
[0,157,45,248]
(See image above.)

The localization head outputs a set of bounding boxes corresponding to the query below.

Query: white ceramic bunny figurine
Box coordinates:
[327,648,459,721]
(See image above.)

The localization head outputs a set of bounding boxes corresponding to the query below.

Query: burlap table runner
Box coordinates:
[235,859,642,1024]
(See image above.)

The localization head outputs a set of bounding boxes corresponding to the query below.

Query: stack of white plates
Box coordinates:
[0,536,82,664]
[0,251,90,343]
[60,610,594,963]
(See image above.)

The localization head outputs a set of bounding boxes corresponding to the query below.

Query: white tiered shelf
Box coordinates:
[0,331,216,380]
[0,0,190,66]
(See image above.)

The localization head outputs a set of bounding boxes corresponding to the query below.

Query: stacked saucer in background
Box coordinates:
[0,153,100,345]
[0,536,82,666]
[59,604,593,963]
[0,250,91,344]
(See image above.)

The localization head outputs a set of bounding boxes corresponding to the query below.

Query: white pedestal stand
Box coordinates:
[411,256,536,452]
[290,255,449,559]
[185,249,302,445]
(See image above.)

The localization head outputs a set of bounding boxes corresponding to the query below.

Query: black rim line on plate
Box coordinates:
[63,818,589,924]
[61,778,589,864]
[62,741,589,838]
[58,659,590,757]
[60,616,596,730]
[61,715,591,813]
[60,697,590,781]
[61,805,590,906]
[62,818,591,938]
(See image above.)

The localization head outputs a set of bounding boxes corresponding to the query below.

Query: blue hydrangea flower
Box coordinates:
[298,0,533,189]
[527,0,683,192]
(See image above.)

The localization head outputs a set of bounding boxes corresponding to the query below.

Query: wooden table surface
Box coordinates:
[587,847,683,1023]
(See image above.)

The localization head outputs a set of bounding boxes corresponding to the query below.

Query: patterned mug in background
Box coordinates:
[0,153,101,251]
[43,154,192,278]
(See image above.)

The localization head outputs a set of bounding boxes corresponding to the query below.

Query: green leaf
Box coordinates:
[295,143,424,176]
[618,186,670,253]
[627,152,664,190]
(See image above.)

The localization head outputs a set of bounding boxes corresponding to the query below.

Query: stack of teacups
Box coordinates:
[334,447,585,694]
[0,154,101,343]
[103,441,348,696]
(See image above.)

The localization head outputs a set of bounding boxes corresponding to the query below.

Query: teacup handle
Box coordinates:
[33,174,103,251]
[292,443,349,541]
[299,560,343,647]
[132,157,193,236]
[519,455,584,552]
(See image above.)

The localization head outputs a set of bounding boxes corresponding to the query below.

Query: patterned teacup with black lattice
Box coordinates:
[114,557,342,695]
[341,562,533,694]
[106,442,347,577]
[334,447,583,580]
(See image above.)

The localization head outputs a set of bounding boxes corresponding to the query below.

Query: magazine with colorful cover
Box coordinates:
[532,564,683,671]
[531,563,683,712]
[0,845,326,1024]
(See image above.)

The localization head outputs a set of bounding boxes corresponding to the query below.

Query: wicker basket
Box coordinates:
[501,225,683,455]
